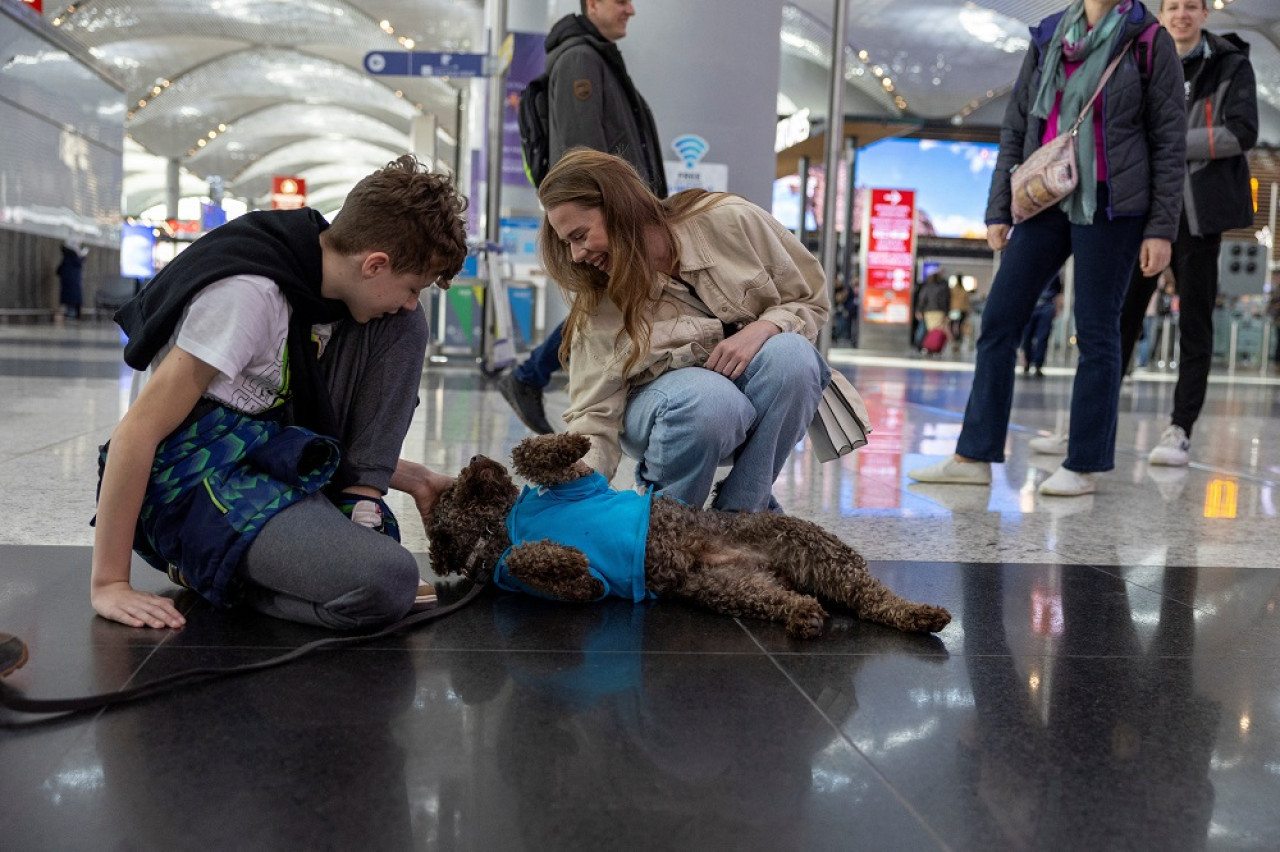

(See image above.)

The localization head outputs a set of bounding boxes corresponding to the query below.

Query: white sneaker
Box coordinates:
[1038,467,1096,496]
[1028,433,1069,455]
[908,457,992,485]
[1149,425,1190,467]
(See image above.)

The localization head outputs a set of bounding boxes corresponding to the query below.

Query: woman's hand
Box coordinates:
[92,581,186,629]
[1139,238,1172,277]
[704,320,780,380]
[987,224,1011,251]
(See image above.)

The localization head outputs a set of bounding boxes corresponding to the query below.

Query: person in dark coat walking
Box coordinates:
[1020,274,1063,377]
[57,238,88,320]
[913,271,952,352]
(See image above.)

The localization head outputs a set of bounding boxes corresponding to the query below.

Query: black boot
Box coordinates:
[496,372,554,434]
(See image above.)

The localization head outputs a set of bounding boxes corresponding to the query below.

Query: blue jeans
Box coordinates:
[956,193,1144,473]
[620,333,829,512]
[513,321,564,388]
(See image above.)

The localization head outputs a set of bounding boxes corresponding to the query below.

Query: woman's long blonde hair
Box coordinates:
[538,148,725,376]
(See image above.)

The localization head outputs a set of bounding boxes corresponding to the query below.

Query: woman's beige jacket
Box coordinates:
[563,196,830,478]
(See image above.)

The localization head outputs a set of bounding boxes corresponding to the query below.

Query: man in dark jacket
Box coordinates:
[498,0,667,435]
[1119,0,1258,468]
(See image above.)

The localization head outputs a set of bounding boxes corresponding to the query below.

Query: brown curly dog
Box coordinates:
[426,433,950,639]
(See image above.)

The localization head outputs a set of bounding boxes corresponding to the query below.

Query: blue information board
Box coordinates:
[364,51,490,78]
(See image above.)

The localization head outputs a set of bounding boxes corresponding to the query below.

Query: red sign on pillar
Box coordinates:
[272,176,307,210]
[860,188,917,325]
[22,0,43,13]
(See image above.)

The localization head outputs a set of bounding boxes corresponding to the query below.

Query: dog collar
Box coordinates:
[464,533,493,581]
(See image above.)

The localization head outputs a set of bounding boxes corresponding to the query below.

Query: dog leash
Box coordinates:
[0,582,485,716]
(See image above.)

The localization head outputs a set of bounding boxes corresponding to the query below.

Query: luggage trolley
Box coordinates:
[427,241,527,374]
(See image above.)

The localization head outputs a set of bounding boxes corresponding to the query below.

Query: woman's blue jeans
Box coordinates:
[957,196,1145,473]
[620,332,828,512]
[513,321,564,388]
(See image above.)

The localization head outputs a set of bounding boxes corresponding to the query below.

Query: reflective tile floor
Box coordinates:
[2,322,1279,850]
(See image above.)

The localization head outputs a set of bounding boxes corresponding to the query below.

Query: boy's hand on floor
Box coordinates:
[91,582,186,629]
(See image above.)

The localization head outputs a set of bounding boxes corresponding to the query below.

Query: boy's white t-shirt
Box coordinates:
[155,275,333,415]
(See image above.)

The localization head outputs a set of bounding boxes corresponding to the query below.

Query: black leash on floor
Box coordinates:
[0,582,485,715]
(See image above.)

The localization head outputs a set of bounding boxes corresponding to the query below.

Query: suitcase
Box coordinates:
[921,327,948,354]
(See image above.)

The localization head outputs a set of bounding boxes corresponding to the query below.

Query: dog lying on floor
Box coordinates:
[426,433,950,639]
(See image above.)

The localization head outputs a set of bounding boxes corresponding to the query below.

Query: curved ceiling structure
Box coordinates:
[38,0,483,214]
[781,0,1280,134]
[24,0,1280,218]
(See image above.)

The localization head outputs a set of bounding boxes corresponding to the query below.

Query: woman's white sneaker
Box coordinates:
[1037,467,1096,496]
[1028,433,1069,455]
[1148,425,1190,467]
[908,457,992,485]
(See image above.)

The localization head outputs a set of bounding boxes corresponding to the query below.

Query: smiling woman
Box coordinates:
[546,204,614,275]
[536,148,831,514]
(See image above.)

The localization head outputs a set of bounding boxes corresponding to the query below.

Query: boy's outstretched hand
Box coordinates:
[392,459,455,531]
[92,581,186,629]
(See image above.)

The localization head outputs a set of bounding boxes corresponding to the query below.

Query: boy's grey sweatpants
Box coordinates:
[238,305,427,630]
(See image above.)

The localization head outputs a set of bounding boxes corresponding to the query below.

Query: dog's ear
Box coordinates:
[424,485,460,575]
[426,526,458,576]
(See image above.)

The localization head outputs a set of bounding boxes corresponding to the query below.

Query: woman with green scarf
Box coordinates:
[910,0,1185,497]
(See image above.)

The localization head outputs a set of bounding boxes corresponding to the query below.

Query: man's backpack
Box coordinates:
[517,73,551,188]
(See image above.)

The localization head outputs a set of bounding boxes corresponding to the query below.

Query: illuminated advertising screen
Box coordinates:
[854,138,997,239]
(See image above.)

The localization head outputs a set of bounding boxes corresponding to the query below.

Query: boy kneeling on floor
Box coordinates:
[92,155,467,631]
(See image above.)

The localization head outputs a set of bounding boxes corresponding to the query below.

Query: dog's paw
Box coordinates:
[910,604,952,633]
[785,600,828,639]
[511,433,592,486]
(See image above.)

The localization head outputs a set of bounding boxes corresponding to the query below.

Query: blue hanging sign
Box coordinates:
[364,51,491,78]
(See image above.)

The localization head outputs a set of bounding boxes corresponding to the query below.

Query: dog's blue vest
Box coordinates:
[495,472,655,602]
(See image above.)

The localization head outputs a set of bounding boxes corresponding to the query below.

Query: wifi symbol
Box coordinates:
[672,135,709,168]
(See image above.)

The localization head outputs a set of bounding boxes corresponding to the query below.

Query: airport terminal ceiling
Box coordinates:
[12,0,1280,216]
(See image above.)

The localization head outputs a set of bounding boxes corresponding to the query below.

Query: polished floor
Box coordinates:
[2,321,1279,850]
